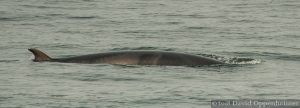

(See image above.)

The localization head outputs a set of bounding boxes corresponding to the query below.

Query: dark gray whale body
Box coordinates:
[28,48,224,66]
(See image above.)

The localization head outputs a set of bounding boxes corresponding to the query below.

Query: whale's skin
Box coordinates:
[29,48,224,66]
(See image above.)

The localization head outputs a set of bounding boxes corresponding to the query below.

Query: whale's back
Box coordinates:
[55,51,222,66]
[29,48,223,66]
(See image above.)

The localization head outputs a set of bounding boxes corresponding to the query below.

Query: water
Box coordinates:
[0,0,300,108]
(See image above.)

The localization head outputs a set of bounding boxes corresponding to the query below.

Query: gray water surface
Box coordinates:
[1,0,300,108]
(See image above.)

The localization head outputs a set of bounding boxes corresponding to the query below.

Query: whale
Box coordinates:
[28,48,224,66]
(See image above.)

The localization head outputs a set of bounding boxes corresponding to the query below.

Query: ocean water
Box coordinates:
[0,0,300,108]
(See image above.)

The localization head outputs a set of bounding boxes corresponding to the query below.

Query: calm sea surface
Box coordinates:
[0,0,300,108]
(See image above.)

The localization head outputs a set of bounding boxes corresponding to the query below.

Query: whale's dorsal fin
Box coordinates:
[28,48,52,62]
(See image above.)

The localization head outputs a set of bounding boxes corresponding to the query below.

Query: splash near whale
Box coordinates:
[28,48,224,66]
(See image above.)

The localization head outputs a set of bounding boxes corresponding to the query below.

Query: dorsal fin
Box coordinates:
[28,48,52,62]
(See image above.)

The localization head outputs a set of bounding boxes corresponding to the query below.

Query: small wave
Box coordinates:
[82,0,95,2]
[242,44,300,50]
[0,15,53,22]
[230,51,300,61]
[50,44,83,48]
[0,60,19,63]
[67,16,98,19]
[165,14,205,18]
[185,26,212,30]
[74,75,142,82]
[225,57,262,64]
[21,5,52,9]
[271,54,300,61]
[0,17,13,21]
[102,77,141,82]
[45,13,65,17]
[279,4,300,8]
[29,55,35,61]
[50,95,67,97]
[197,54,261,65]
[21,4,77,10]
[132,97,177,104]
[166,22,183,25]
[120,31,144,34]
[0,96,13,102]
[0,17,19,21]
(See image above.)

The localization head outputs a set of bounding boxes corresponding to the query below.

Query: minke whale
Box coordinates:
[28,48,224,66]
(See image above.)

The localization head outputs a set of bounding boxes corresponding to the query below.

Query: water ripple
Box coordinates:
[21,4,80,10]
[197,54,261,65]
[67,16,99,19]
[0,60,19,63]
[0,96,13,102]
